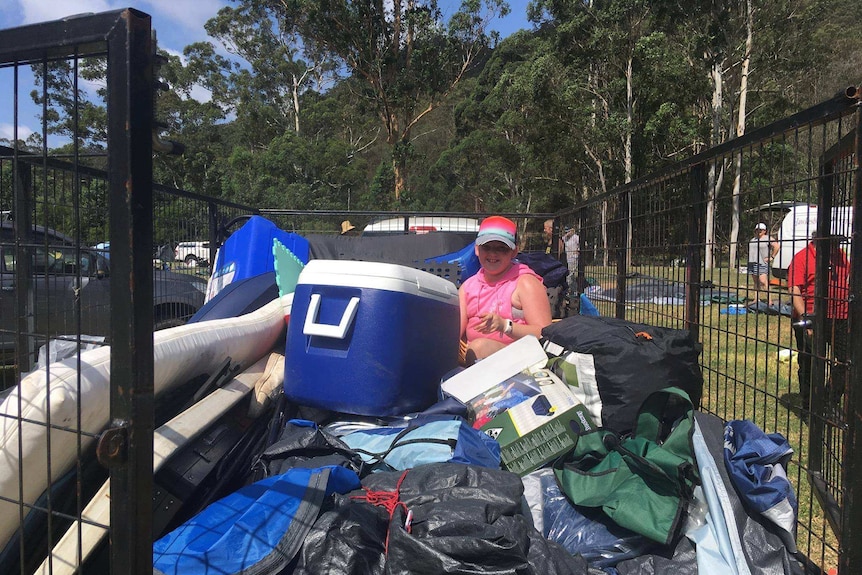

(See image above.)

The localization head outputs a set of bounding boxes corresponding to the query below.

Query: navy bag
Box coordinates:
[724,420,798,553]
[153,465,360,575]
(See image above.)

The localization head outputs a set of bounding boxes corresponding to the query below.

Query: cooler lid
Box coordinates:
[297,260,458,303]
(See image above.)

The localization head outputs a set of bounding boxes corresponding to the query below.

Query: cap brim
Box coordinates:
[476,234,515,249]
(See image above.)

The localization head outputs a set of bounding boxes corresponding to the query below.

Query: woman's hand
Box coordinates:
[477,312,507,334]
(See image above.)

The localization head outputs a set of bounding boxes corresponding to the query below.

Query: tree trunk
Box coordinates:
[705,57,723,270]
[625,55,634,184]
[292,74,301,134]
[393,156,406,201]
[729,0,753,270]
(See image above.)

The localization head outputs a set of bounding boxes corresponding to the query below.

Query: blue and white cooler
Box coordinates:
[285,260,460,417]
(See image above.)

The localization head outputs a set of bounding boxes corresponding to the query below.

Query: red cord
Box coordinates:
[351,470,411,554]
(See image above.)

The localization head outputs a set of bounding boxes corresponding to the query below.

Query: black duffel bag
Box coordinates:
[541,315,703,435]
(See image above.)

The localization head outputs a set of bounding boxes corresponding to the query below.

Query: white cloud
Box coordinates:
[141,0,227,38]
[17,0,115,26]
[12,0,229,56]
[0,123,34,141]
[188,84,212,104]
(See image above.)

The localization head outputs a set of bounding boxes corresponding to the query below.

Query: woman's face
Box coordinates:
[476,241,517,275]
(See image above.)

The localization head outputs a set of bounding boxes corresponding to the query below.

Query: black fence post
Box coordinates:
[839,106,862,575]
[686,164,706,340]
[104,9,155,574]
[208,200,218,265]
[577,206,586,294]
[13,159,34,374]
[616,192,629,319]
[808,143,836,485]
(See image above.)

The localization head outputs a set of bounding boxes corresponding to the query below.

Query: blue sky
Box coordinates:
[0,0,532,142]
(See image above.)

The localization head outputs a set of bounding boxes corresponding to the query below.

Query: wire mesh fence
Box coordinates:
[0,11,259,573]
[556,89,862,574]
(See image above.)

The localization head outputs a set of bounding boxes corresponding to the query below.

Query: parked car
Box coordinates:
[174,241,211,266]
[1,221,207,358]
[362,216,480,235]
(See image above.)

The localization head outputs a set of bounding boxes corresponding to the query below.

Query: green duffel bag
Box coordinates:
[553,387,700,546]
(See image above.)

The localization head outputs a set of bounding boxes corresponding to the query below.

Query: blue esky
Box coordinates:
[0,0,532,142]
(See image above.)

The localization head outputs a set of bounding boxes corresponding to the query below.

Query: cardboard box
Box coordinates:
[474,367,595,476]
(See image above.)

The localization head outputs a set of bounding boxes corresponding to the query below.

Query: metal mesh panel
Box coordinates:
[0,11,258,573]
[557,91,861,573]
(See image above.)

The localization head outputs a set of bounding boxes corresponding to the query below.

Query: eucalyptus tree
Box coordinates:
[205,2,333,137]
[520,0,710,264]
[152,46,234,195]
[28,57,108,154]
[263,0,510,201]
[434,29,587,216]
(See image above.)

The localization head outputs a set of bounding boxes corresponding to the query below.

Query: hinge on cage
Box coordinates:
[96,422,128,467]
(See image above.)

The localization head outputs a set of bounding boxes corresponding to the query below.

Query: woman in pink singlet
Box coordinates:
[459,216,552,364]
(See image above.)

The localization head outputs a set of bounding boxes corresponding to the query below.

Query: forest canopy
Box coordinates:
[6,0,861,216]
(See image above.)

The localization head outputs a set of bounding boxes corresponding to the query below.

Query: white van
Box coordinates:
[755,201,852,279]
[362,216,479,235]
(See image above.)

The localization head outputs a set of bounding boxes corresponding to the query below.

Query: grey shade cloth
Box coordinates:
[305,233,473,267]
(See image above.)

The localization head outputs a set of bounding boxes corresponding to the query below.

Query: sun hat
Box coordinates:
[755,223,767,231]
[340,220,356,234]
[476,216,517,249]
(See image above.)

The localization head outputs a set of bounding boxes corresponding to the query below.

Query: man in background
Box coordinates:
[562,226,580,296]
[787,233,849,411]
[340,220,359,236]
[747,222,779,306]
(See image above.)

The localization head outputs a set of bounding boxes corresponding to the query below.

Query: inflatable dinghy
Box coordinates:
[0,297,288,550]
[35,351,285,575]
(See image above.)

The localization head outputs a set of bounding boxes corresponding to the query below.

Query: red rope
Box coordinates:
[351,470,412,554]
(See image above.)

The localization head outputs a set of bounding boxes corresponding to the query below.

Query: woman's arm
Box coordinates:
[510,274,553,339]
[458,285,468,340]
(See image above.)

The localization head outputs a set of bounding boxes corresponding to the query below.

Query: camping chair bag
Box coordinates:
[541,315,703,434]
[553,387,700,546]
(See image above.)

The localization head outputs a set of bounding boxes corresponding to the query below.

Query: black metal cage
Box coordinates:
[0,8,859,575]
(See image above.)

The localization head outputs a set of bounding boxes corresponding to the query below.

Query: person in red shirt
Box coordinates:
[787,234,850,411]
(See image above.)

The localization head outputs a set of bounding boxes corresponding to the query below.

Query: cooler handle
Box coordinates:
[303,294,360,339]
[415,277,456,300]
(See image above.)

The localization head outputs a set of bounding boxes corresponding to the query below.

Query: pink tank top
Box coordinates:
[462,263,542,344]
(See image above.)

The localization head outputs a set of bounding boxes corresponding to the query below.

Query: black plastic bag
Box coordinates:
[295,463,592,575]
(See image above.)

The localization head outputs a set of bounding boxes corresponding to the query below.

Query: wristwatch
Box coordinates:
[504,319,514,336]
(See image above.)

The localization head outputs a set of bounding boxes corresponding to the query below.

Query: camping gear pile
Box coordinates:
[0,217,801,573]
[150,218,801,574]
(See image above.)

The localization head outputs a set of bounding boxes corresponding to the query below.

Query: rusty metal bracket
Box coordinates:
[97,421,129,468]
